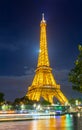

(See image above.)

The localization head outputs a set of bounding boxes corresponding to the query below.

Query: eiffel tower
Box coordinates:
[26,14,68,104]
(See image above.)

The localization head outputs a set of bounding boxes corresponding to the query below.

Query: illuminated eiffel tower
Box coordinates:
[26,14,68,104]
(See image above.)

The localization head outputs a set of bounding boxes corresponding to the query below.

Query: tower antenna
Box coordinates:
[42,13,44,21]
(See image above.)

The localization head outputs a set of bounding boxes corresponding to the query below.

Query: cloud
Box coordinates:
[24,67,35,75]
[53,69,70,85]
[0,75,34,101]
[0,43,19,51]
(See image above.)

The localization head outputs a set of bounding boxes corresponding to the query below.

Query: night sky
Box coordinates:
[0,0,82,101]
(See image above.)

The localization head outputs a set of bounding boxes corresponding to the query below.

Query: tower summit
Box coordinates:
[26,14,68,104]
[42,13,45,22]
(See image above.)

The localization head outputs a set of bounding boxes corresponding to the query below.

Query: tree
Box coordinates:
[0,92,5,103]
[69,44,82,92]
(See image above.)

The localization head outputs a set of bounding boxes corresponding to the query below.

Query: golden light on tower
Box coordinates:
[26,14,68,104]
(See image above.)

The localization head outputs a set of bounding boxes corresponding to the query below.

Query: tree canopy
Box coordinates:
[69,44,82,92]
[0,92,5,103]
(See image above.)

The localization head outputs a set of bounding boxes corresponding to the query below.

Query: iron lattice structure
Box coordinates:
[26,14,68,104]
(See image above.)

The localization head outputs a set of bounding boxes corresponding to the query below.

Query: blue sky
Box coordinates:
[0,0,82,101]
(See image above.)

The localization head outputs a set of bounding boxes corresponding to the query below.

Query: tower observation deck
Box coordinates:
[26,14,68,104]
